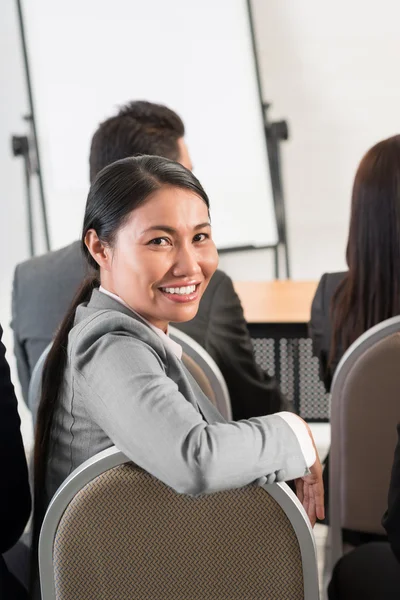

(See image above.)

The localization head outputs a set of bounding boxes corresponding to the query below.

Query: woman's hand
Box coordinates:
[295,424,324,527]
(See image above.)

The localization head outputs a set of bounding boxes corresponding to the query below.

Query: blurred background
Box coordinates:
[2,0,400,434]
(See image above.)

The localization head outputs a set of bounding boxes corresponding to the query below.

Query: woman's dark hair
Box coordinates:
[32,155,210,577]
[329,135,400,366]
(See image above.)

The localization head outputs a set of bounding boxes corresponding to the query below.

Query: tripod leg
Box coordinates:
[37,171,51,250]
[284,236,291,279]
[274,245,279,279]
[24,159,35,257]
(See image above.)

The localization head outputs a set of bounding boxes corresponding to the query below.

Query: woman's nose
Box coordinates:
[172,245,202,277]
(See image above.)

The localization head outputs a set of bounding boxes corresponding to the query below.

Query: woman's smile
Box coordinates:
[158,282,201,303]
[92,184,219,331]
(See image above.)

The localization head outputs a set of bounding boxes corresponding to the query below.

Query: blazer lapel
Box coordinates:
[86,288,226,425]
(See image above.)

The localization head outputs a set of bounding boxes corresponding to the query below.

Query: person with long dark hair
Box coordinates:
[309,134,400,542]
[32,156,324,574]
[310,134,400,391]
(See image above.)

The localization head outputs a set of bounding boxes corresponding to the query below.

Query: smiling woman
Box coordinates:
[85,184,218,332]
[32,155,323,581]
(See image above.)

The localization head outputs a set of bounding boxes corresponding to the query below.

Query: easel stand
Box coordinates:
[219,2,291,280]
[11,0,51,257]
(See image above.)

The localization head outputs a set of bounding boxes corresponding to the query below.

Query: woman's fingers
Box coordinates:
[294,457,325,527]
[295,478,304,504]
[314,480,325,521]
[306,484,316,527]
[302,481,310,522]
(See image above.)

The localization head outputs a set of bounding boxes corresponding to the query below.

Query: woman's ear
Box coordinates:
[84,230,112,271]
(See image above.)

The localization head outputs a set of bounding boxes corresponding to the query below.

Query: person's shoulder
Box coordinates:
[323,270,347,283]
[204,268,232,294]
[16,240,82,275]
[72,299,167,363]
[14,241,85,290]
[312,271,347,317]
[198,269,234,312]
[320,271,347,296]
[208,268,230,286]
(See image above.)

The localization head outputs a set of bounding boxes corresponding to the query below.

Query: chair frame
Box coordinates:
[169,326,232,420]
[329,315,400,570]
[39,446,320,599]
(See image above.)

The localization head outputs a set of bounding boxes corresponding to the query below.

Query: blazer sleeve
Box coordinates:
[202,273,287,420]
[383,424,400,563]
[72,319,308,497]
[309,274,331,390]
[11,265,31,404]
[0,325,31,553]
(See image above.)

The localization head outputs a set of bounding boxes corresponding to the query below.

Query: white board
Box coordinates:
[22,0,278,251]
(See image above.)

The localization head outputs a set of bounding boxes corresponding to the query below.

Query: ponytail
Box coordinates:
[31,274,98,584]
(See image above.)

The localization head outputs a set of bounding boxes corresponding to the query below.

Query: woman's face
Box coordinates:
[94,185,218,331]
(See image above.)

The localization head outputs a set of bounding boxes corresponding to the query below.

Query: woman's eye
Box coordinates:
[193,233,209,243]
[148,237,170,246]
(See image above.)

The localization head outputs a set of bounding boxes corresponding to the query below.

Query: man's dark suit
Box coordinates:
[12,241,285,420]
[309,271,347,392]
[0,325,31,599]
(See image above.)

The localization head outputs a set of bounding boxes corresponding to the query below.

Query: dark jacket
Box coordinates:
[309,271,346,392]
[383,424,400,563]
[12,241,285,420]
[0,325,31,598]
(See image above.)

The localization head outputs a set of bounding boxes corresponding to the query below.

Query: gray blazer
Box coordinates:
[12,241,286,419]
[46,289,307,506]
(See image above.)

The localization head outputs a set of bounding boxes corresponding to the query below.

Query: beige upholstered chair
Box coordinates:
[39,447,320,599]
[170,326,232,420]
[329,315,400,572]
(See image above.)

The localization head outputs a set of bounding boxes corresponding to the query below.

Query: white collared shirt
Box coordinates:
[99,286,182,360]
[98,287,315,468]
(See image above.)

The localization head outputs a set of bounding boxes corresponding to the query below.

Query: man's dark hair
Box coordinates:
[89,100,185,183]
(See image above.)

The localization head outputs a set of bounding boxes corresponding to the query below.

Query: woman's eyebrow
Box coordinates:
[141,222,211,235]
[194,222,211,230]
[141,225,176,235]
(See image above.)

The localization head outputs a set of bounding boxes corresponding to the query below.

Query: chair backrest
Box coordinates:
[169,326,232,420]
[39,447,320,600]
[329,315,400,567]
[182,352,217,405]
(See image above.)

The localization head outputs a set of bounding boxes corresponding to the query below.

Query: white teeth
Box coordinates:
[162,285,196,295]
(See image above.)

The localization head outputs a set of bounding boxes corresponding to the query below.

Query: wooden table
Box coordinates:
[233,280,328,422]
[233,280,318,324]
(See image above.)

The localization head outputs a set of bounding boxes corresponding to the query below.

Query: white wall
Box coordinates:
[222,0,400,280]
